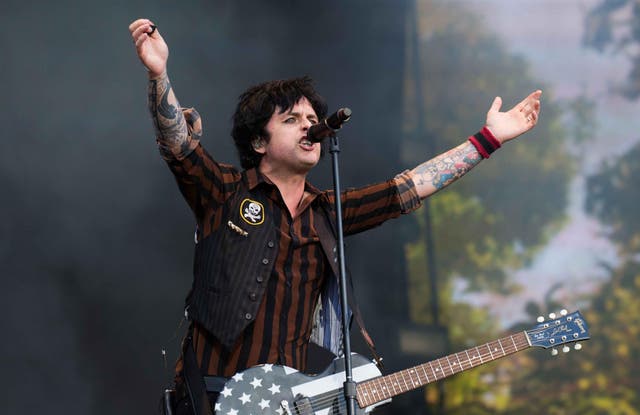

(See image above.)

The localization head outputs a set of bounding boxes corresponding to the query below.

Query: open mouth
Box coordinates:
[299,137,315,150]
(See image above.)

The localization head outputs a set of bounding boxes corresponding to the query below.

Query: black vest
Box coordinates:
[185,172,337,349]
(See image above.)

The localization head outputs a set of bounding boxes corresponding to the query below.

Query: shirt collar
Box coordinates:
[244,167,323,197]
[244,167,265,190]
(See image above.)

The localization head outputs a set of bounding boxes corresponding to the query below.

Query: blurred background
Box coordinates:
[2,0,638,413]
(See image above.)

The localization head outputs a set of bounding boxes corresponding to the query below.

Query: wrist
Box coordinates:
[147,69,167,80]
[468,126,501,159]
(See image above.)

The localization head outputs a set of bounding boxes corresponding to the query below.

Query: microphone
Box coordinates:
[307,108,352,142]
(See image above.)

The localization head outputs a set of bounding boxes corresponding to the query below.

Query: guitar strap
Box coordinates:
[182,335,214,415]
[316,204,384,369]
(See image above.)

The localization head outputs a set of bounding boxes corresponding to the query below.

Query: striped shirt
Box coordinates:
[163,109,422,379]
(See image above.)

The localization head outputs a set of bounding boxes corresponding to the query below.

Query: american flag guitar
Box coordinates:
[214,310,589,414]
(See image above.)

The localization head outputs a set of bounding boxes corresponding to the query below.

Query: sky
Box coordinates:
[456,0,639,325]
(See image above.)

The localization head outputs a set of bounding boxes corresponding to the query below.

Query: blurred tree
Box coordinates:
[586,142,640,256]
[564,92,598,148]
[399,0,575,413]
[504,260,640,415]
[584,0,640,99]
[501,138,640,414]
[404,1,573,299]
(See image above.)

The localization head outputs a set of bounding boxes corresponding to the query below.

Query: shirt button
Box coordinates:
[262,258,269,265]
[249,292,257,301]
[245,313,252,320]
[256,276,264,283]
[267,241,275,248]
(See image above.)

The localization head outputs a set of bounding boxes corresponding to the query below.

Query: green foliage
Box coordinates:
[497,98,640,413]
[564,93,598,147]
[504,134,640,413]
[401,1,576,412]
[403,7,574,295]
[584,0,640,99]
[437,302,510,414]
[505,260,640,415]
[586,142,640,255]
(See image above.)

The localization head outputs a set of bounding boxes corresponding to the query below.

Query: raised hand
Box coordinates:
[129,18,169,78]
[485,90,542,144]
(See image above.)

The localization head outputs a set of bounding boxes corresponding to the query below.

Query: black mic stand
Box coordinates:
[327,133,357,415]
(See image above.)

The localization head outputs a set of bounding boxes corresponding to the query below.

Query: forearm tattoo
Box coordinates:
[413,141,482,190]
[148,73,188,151]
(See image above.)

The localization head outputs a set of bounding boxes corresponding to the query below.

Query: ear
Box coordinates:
[252,138,266,154]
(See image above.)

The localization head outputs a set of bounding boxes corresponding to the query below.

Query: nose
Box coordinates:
[302,118,313,130]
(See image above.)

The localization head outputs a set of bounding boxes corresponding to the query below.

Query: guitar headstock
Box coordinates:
[526,310,590,355]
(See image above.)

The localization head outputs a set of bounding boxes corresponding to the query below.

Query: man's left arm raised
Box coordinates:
[409,90,542,199]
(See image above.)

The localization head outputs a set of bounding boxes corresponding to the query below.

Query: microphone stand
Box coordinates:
[327,133,357,415]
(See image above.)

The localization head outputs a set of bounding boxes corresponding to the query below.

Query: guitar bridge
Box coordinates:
[279,400,292,415]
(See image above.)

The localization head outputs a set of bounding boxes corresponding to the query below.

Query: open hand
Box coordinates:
[129,18,168,78]
[485,90,542,144]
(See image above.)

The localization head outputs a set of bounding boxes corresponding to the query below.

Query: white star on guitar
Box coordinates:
[258,399,270,409]
[268,383,281,395]
[220,386,233,398]
[250,377,263,389]
[238,393,251,405]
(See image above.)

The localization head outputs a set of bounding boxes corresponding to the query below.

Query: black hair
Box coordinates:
[231,76,328,169]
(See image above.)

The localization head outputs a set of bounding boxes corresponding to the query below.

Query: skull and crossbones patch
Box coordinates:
[240,198,265,225]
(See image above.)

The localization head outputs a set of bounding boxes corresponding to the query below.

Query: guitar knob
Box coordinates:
[574,343,582,351]
[560,309,568,316]
[537,316,545,323]
[549,312,557,320]
[562,346,570,353]
[551,348,558,356]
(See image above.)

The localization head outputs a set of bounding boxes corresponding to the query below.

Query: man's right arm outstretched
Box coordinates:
[129,18,232,221]
[129,18,189,157]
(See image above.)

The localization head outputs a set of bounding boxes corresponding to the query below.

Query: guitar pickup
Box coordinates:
[293,395,313,415]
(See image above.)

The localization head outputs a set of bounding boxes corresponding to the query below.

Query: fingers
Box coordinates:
[519,90,542,124]
[129,18,152,34]
[489,96,503,113]
[129,18,158,46]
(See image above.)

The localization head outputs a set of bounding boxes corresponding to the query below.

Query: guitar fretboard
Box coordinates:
[356,331,529,407]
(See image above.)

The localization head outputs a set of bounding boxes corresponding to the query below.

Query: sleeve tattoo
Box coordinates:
[148,73,188,154]
[413,141,482,191]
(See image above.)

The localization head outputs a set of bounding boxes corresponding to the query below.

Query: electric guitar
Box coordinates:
[215,310,590,414]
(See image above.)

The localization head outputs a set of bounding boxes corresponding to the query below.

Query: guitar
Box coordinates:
[214,310,590,414]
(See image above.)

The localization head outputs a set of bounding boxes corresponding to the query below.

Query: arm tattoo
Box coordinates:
[413,141,482,191]
[148,73,188,153]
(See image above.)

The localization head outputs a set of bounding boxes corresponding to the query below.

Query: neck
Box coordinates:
[259,166,308,218]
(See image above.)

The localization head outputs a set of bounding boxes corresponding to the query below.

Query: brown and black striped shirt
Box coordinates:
[163,109,422,379]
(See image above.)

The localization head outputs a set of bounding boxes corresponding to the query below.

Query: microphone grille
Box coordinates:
[340,108,352,120]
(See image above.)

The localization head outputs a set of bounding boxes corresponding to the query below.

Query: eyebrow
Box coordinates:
[285,111,318,121]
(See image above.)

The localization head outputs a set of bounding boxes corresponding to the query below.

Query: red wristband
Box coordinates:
[480,126,501,149]
[468,126,501,159]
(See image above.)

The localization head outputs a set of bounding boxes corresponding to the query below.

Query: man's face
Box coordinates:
[256,97,320,175]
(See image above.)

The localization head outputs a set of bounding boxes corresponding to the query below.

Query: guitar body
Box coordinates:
[214,310,589,415]
[214,353,387,415]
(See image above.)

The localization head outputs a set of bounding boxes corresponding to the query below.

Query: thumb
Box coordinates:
[489,96,502,114]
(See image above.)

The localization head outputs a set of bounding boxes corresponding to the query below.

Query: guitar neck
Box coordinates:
[357,331,530,407]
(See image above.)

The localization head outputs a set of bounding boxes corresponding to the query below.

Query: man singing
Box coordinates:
[129,18,541,415]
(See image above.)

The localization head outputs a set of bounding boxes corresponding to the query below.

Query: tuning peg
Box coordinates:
[551,348,558,356]
[537,316,545,323]
[560,309,568,316]
[562,346,570,353]
[574,343,582,351]
[549,312,557,320]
